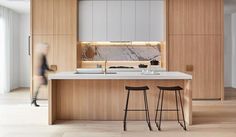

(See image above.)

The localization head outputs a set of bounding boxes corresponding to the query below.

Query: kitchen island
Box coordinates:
[48,71,192,125]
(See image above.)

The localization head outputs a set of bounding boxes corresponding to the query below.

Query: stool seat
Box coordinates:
[125,86,149,91]
[157,86,183,91]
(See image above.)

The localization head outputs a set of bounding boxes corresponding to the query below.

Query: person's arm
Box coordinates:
[44,56,54,72]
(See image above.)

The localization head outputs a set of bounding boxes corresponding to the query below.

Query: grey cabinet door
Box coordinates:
[79,0,92,41]
[121,0,135,41]
[150,0,164,41]
[107,1,122,41]
[93,0,107,41]
[135,0,149,41]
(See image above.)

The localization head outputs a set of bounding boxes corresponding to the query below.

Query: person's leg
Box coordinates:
[31,85,41,107]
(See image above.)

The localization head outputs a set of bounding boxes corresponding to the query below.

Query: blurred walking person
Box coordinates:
[31,43,53,107]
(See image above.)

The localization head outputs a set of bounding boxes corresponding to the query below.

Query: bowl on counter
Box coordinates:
[138,64,148,68]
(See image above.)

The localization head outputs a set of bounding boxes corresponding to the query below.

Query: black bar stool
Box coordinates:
[123,86,152,131]
[155,86,187,131]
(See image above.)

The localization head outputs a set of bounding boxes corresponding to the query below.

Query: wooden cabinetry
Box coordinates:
[31,0,77,99]
[168,0,222,35]
[31,0,53,35]
[169,36,222,99]
[53,0,77,35]
[167,0,224,99]
[53,36,77,72]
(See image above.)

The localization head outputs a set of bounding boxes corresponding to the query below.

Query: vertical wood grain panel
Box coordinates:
[168,0,188,35]
[187,0,221,34]
[168,0,223,99]
[53,35,77,72]
[53,0,77,35]
[32,0,53,35]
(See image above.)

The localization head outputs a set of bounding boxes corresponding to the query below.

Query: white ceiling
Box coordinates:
[0,0,30,14]
[225,0,236,14]
[0,0,236,14]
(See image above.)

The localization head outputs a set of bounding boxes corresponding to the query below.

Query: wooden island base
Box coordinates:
[49,79,192,125]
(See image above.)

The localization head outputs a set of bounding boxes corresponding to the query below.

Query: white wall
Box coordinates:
[10,11,20,90]
[224,14,233,87]
[18,14,30,87]
[232,13,236,88]
[6,10,30,90]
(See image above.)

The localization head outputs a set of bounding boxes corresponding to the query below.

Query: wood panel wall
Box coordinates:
[31,0,77,99]
[167,0,224,99]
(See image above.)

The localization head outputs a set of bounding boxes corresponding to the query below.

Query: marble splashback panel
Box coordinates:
[82,44,161,61]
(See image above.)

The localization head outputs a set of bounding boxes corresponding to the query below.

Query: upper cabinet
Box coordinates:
[32,0,77,35]
[79,0,93,41]
[135,1,149,41]
[121,0,135,41]
[31,0,54,35]
[54,0,77,35]
[107,1,122,41]
[78,0,164,42]
[168,0,222,35]
[92,1,107,41]
[150,0,164,41]
[187,0,221,35]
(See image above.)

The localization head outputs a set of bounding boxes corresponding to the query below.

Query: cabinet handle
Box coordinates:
[28,36,31,55]
[186,65,193,72]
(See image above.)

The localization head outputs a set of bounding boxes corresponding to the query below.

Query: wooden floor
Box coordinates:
[0,88,236,137]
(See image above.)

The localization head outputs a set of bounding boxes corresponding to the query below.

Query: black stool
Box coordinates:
[155,86,187,131]
[123,86,152,131]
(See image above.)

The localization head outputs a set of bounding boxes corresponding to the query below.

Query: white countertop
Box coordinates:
[48,71,192,80]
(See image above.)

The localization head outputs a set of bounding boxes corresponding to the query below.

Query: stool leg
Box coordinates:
[158,90,165,131]
[178,90,187,131]
[123,90,130,131]
[143,90,152,131]
[155,89,162,129]
[175,90,180,124]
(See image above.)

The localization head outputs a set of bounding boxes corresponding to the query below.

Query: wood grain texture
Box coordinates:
[53,35,77,72]
[31,0,78,100]
[169,35,222,99]
[31,0,53,35]
[53,0,77,35]
[168,0,188,35]
[168,0,222,35]
[167,0,224,99]
[49,79,192,125]
[187,0,221,35]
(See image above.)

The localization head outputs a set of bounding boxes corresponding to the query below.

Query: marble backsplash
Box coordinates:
[81,44,161,61]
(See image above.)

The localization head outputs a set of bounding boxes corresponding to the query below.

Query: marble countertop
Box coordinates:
[48,71,192,80]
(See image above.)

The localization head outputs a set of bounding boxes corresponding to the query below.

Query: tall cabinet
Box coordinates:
[31,0,77,99]
[167,0,224,99]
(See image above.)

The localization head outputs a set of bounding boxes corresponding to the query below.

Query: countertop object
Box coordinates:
[48,71,192,80]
